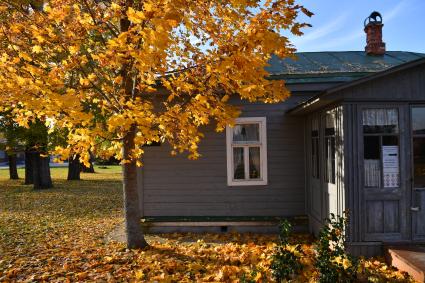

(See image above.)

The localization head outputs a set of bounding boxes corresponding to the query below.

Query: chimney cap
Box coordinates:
[364,11,383,27]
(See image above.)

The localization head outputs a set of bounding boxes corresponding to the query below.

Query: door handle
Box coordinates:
[411,207,420,212]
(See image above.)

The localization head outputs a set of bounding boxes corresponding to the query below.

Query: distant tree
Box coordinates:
[23,120,53,189]
[0,0,311,248]
[8,153,19,179]
[0,114,52,186]
[0,115,25,180]
[49,128,84,180]
[67,154,81,180]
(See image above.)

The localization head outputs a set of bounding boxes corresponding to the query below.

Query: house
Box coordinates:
[138,12,425,256]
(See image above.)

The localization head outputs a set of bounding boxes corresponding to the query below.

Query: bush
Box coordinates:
[270,220,304,282]
[315,212,358,283]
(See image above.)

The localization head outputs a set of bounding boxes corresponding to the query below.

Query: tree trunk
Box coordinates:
[81,152,95,173]
[67,155,81,180]
[123,125,148,249]
[8,154,19,179]
[32,152,53,190]
[24,149,33,184]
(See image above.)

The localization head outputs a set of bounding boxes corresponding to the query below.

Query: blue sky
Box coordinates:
[288,0,425,53]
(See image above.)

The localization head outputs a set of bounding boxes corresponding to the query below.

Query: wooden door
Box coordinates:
[411,106,425,240]
[360,106,409,242]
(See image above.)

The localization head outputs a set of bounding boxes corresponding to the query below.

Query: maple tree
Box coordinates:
[0,0,312,248]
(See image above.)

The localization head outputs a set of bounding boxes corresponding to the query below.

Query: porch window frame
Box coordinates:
[324,110,336,184]
[226,117,268,186]
[311,116,320,180]
[411,105,425,188]
[361,107,401,189]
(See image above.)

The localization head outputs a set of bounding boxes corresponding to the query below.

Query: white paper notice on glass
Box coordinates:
[382,146,399,188]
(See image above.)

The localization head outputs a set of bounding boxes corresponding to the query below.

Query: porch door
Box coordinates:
[411,106,425,240]
[361,106,409,241]
[323,110,338,217]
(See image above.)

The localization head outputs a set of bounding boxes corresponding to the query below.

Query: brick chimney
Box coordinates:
[364,11,386,55]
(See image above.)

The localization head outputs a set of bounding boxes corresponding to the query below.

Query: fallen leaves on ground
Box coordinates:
[0,167,414,282]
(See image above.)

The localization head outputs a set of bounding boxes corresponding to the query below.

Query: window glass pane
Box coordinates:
[311,117,319,179]
[331,137,336,183]
[312,117,319,131]
[311,139,315,177]
[233,147,245,180]
[325,136,336,184]
[363,109,399,134]
[414,137,425,187]
[249,147,261,179]
[383,136,398,146]
[364,136,380,159]
[233,124,259,143]
[412,107,425,135]
[364,136,381,187]
[325,111,336,135]
[325,111,336,184]
[312,118,319,137]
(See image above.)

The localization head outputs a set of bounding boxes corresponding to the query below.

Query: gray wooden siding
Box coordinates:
[329,63,425,102]
[346,242,383,258]
[343,103,361,243]
[138,95,310,217]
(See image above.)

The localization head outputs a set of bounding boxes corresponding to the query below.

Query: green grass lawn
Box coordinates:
[0,165,413,282]
[0,164,122,180]
[0,165,126,281]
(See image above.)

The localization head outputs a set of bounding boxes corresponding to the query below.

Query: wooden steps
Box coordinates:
[385,246,425,282]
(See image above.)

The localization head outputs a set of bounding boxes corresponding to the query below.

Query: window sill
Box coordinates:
[227,180,268,186]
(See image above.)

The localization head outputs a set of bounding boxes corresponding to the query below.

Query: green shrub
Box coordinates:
[270,220,304,282]
[315,212,358,283]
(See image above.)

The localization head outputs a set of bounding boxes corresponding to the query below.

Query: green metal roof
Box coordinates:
[266,51,425,84]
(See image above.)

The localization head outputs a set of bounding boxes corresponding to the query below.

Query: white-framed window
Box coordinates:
[226,117,268,186]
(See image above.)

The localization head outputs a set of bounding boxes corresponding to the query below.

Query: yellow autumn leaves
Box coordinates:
[0,167,413,282]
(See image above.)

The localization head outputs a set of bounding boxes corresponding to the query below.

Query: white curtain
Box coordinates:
[364,159,381,187]
[233,148,244,179]
[362,109,398,126]
[249,147,261,179]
